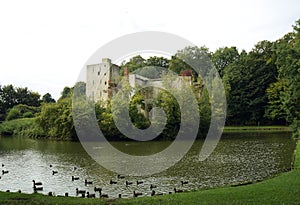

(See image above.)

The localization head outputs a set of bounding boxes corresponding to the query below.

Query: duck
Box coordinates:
[94,187,102,192]
[151,190,163,196]
[174,188,183,193]
[133,191,142,197]
[2,170,8,175]
[181,180,188,186]
[52,170,58,175]
[100,192,109,198]
[33,185,43,191]
[84,179,93,185]
[71,176,79,181]
[18,190,21,193]
[117,174,125,179]
[76,188,86,195]
[110,179,117,184]
[86,192,95,198]
[32,180,43,186]
[49,164,53,168]
[118,194,122,198]
[136,180,143,185]
[48,192,53,196]
[65,192,69,197]
[125,181,133,186]
[1,164,4,167]
[150,184,157,189]
[73,166,77,171]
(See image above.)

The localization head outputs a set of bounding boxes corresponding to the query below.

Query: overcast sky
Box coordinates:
[0,0,299,100]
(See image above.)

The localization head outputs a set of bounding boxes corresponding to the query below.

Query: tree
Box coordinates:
[42,93,56,103]
[0,84,41,121]
[273,19,300,136]
[212,47,239,78]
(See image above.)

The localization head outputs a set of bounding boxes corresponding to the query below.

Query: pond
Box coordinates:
[0,132,296,198]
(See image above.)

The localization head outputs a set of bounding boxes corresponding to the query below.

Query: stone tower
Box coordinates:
[86,58,120,102]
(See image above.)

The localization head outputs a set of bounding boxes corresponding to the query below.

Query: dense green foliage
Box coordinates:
[0,85,41,121]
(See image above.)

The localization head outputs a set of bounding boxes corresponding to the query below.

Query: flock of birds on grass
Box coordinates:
[1,163,190,199]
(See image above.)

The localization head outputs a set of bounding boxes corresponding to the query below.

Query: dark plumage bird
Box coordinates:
[133,191,142,197]
[85,179,93,185]
[49,164,53,168]
[65,192,68,197]
[2,164,4,167]
[94,187,102,192]
[52,170,58,175]
[18,190,21,193]
[48,192,53,196]
[174,188,183,193]
[125,181,133,186]
[136,180,143,185]
[110,179,117,184]
[181,180,188,186]
[72,176,79,181]
[151,190,163,196]
[100,192,108,198]
[32,180,42,186]
[2,170,8,175]
[86,192,95,198]
[150,184,157,189]
[76,188,86,195]
[117,174,125,179]
[118,194,122,198]
[73,166,77,171]
[33,185,43,191]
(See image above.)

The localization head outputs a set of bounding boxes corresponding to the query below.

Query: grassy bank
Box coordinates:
[0,118,35,136]
[223,125,292,133]
[0,141,299,204]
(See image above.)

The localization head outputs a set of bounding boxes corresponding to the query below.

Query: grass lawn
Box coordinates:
[223,125,292,133]
[0,139,299,205]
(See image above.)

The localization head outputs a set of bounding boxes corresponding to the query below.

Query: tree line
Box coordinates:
[0,19,299,139]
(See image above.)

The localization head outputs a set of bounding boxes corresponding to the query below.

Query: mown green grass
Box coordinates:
[223,125,292,133]
[0,139,299,205]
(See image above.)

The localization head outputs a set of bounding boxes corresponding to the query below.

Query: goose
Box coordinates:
[84,179,93,185]
[151,190,163,196]
[71,176,79,181]
[100,192,108,198]
[33,185,43,191]
[110,179,117,184]
[32,180,42,186]
[76,188,86,195]
[94,187,102,192]
[133,191,142,197]
[86,192,95,198]
[52,170,58,175]
[181,180,188,186]
[136,180,143,185]
[174,188,183,193]
[125,181,133,186]
[150,184,157,189]
[2,170,8,175]
[117,174,125,179]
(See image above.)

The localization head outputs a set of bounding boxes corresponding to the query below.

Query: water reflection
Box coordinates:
[0,132,296,198]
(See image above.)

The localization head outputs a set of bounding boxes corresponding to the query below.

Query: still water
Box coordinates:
[0,132,296,198]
